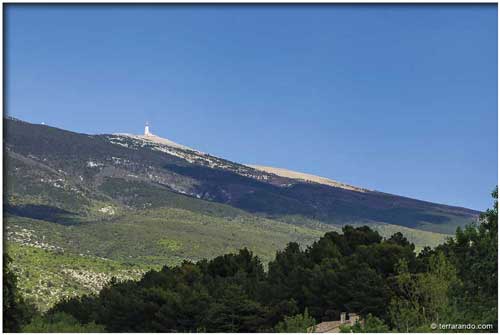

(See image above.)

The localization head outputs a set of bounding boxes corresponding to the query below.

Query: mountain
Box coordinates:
[3,117,479,310]
[5,117,478,232]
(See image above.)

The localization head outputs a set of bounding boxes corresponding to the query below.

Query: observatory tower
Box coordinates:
[144,122,152,136]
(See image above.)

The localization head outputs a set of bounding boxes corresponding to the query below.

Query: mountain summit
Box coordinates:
[114,122,197,152]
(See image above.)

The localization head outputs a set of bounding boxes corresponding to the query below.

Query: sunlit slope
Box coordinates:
[247,164,367,192]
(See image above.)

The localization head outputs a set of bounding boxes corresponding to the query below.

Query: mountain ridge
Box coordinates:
[5,117,479,235]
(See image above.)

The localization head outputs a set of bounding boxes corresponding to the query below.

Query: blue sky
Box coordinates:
[6,5,497,211]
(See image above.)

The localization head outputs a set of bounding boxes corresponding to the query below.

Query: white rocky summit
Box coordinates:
[110,122,366,193]
[114,122,196,152]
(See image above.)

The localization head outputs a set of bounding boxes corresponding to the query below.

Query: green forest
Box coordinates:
[3,188,497,333]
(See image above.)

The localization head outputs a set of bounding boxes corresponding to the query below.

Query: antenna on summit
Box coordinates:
[144,121,152,136]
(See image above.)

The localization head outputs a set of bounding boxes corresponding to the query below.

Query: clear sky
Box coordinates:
[6,4,498,211]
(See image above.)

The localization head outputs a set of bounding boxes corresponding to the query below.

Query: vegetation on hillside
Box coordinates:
[5,243,147,311]
[3,255,36,332]
[5,207,449,313]
[4,188,496,332]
